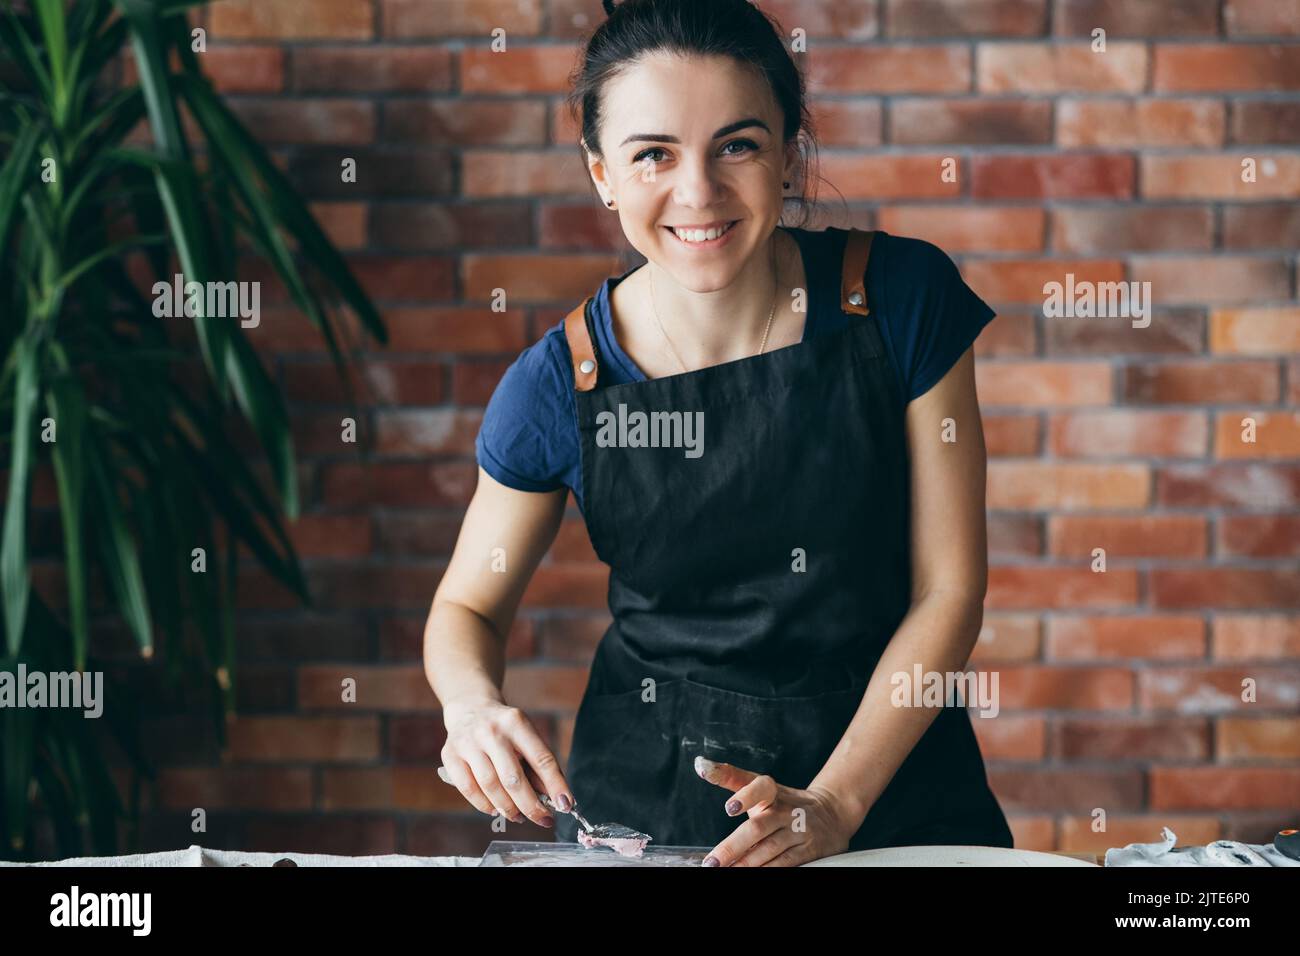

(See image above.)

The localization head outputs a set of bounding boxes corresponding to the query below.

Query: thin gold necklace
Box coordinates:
[649,229,781,374]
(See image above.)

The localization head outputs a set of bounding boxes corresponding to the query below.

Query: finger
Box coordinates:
[440,757,495,816]
[484,741,553,827]
[732,828,799,868]
[465,749,524,823]
[763,841,815,868]
[702,811,782,868]
[722,774,779,818]
[694,756,758,793]
[507,714,575,812]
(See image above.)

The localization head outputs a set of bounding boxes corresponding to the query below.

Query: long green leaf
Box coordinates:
[87,441,153,656]
[45,350,89,670]
[32,0,69,122]
[0,120,41,256]
[1,333,38,657]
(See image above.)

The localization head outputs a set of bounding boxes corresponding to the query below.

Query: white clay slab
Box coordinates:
[802,845,1098,867]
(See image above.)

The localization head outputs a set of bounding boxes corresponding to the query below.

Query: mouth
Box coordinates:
[662,219,740,248]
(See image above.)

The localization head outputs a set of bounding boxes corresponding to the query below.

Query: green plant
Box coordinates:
[0,0,386,858]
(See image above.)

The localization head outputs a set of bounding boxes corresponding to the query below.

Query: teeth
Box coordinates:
[672,221,734,243]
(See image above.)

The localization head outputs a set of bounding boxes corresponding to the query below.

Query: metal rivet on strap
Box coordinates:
[579,359,595,374]
[848,291,864,306]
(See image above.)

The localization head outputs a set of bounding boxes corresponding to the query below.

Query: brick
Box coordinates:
[962,258,1125,304]
[462,253,620,303]
[971,154,1134,199]
[1158,464,1300,508]
[389,715,449,762]
[1057,717,1210,761]
[890,98,1051,144]
[226,715,382,761]
[462,150,594,197]
[987,462,1149,509]
[1129,256,1291,304]
[1142,154,1300,200]
[983,413,1041,456]
[1231,102,1300,144]
[536,614,609,661]
[1151,768,1300,810]
[1214,615,1300,659]
[321,767,462,811]
[972,715,1047,761]
[994,665,1135,708]
[320,461,478,508]
[243,817,396,856]
[805,46,972,94]
[211,0,374,40]
[1047,615,1206,659]
[298,665,433,711]
[884,0,1046,36]
[1142,665,1300,711]
[1210,307,1300,354]
[1224,0,1300,36]
[989,513,1044,557]
[1154,44,1300,92]
[1057,98,1224,148]
[817,155,963,199]
[1214,410,1300,458]
[808,101,883,147]
[1216,201,1300,248]
[1049,514,1207,558]
[452,358,514,404]
[538,204,628,250]
[348,254,455,301]
[1220,515,1300,558]
[991,767,1145,811]
[987,568,1140,608]
[976,311,1037,356]
[519,563,608,609]
[293,47,453,92]
[373,409,481,455]
[1122,360,1281,404]
[1152,570,1300,609]
[381,308,528,353]
[1048,410,1209,458]
[306,564,447,610]
[229,99,376,145]
[1219,717,1300,759]
[977,42,1147,93]
[199,45,285,93]
[282,513,373,559]
[283,358,445,406]
[157,768,313,811]
[373,512,470,557]
[459,46,578,94]
[383,0,543,37]
[550,517,599,563]
[971,614,1042,661]
[1050,206,1213,253]
[309,202,368,249]
[1045,310,1203,356]
[977,361,1112,405]
[1055,0,1219,36]
[287,147,456,199]
[372,203,535,251]
[878,207,1043,252]
[384,100,547,145]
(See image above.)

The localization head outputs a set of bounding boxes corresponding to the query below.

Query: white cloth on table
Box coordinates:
[0,844,480,867]
[1105,827,1298,867]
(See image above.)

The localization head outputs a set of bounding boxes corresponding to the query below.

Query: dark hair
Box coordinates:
[568,0,824,228]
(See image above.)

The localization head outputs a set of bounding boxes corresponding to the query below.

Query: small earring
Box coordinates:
[783,181,790,189]
[606,199,615,208]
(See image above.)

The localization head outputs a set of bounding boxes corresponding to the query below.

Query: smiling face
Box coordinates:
[586,51,797,292]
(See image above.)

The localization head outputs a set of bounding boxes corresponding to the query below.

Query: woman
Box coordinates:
[425,0,1013,866]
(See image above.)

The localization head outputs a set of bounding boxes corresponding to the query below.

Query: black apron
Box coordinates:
[554,229,1012,853]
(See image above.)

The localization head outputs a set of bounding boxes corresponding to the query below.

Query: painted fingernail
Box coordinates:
[541,815,556,828]
[702,855,719,867]
[556,793,572,812]
[725,799,741,816]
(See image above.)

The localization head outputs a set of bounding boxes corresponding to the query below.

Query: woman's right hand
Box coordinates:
[440,696,573,828]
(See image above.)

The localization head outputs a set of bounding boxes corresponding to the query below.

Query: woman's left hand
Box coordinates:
[694,756,864,867]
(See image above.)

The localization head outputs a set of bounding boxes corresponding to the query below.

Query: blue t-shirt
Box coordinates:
[474,227,995,514]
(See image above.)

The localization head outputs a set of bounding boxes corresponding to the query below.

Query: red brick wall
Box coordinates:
[128,0,1300,857]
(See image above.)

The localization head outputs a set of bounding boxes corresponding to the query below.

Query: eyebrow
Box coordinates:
[618,117,770,148]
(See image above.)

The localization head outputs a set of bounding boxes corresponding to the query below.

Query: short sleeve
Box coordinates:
[474,332,576,493]
[876,235,996,403]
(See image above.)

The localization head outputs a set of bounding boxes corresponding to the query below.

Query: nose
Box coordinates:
[671,152,729,211]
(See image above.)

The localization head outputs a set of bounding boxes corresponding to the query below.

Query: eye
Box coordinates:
[722,138,758,155]
[633,147,668,165]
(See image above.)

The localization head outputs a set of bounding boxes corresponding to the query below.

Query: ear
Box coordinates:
[782,139,800,185]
